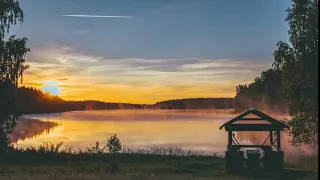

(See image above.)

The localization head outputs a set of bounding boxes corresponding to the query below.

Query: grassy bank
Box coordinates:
[285,152,318,171]
[0,155,317,180]
[0,143,318,180]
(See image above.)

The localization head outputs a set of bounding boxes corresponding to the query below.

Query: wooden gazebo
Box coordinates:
[219,108,289,174]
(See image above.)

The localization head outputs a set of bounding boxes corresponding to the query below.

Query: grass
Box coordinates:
[285,152,318,170]
[0,142,317,180]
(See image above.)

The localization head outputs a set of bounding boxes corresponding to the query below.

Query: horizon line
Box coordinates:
[63,97,236,105]
[18,85,235,105]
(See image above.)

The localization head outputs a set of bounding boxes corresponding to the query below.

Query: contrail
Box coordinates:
[61,15,133,18]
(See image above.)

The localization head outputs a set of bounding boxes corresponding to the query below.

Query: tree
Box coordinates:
[106,134,122,153]
[272,0,318,148]
[234,68,286,112]
[0,0,30,153]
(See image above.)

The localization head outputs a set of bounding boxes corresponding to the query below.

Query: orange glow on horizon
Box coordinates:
[21,48,263,104]
[22,75,238,104]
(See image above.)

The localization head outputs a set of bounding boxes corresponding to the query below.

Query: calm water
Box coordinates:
[16,109,314,157]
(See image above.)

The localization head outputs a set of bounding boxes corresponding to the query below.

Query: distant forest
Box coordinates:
[17,70,289,114]
[151,98,235,110]
[18,86,84,114]
[17,67,290,114]
[16,86,236,114]
[17,86,144,114]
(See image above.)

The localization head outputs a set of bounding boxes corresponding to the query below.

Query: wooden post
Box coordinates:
[269,131,273,146]
[276,131,281,151]
[228,130,232,151]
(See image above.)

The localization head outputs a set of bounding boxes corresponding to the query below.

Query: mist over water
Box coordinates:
[16,109,315,158]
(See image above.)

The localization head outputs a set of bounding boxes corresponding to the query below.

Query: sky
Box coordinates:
[11,0,291,104]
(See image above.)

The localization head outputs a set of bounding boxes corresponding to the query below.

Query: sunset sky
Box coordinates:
[11,0,290,104]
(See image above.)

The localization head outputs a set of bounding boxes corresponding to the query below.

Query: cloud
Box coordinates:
[26,44,104,65]
[22,81,45,87]
[58,77,69,81]
[178,59,269,72]
[61,15,133,18]
[23,45,272,103]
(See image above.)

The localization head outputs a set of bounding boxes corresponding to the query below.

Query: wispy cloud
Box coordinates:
[23,45,271,103]
[61,15,133,18]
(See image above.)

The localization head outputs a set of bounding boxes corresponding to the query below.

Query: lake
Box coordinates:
[14,109,314,158]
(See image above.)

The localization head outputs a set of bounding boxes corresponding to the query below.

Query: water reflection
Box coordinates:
[15,110,314,156]
[10,118,59,143]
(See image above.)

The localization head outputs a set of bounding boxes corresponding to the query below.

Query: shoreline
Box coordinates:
[0,148,317,180]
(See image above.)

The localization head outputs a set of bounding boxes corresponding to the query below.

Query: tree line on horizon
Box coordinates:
[16,86,237,114]
[16,80,289,114]
[17,86,85,114]
[17,86,146,114]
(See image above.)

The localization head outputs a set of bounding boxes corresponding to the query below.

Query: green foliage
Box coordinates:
[15,86,147,114]
[0,0,29,154]
[109,162,119,173]
[1,142,317,179]
[0,145,317,180]
[107,134,122,153]
[12,88,237,114]
[234,0,318,148]
[272,0,318,148]
[0,0,24,39]
[153,98,235,109]
[25,142,64,154]
[86,142,107,154]
[234,68,287,112]
[16,86,85,114]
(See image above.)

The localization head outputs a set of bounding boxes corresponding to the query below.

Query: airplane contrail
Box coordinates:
[61,15,133,18]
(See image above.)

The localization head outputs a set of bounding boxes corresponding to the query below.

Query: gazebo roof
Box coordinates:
[219,108,289,131]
